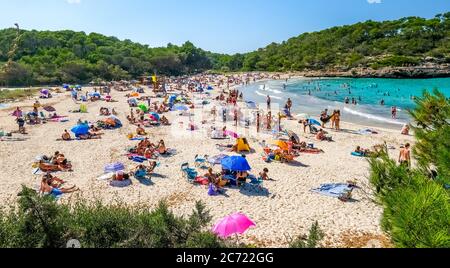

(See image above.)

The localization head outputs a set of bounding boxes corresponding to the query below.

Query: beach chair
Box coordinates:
[181,163,198,183]
[194,155,209,168]
[245,175,264,192]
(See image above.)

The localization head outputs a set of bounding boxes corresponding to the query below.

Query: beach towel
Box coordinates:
[208,184,220,196]
[110,179,132,188]
[97,172,115,181]
[194,177,209,185]
[311,183,354,198]
[358,129,378,135]
[130,155,148,163]
[351,152,366,157]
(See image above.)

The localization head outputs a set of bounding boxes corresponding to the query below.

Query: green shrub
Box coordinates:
[289,221,324,248]
[0,187,228,248]
[368,89,450,248]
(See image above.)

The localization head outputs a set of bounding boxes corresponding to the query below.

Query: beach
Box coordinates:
[0,75,416,248]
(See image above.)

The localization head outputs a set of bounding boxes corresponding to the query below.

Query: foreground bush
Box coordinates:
[368,90,450,248]
[288,221,325,248]
[0,187,228,248]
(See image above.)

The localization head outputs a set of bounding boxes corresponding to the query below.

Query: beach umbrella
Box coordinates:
[104,162,125,173]
[63,84,69,89]
[75,85,82,89]
[71,124,89,136]
[221,156,251,172]
[273,140,289,151]
[288,130,300,144]
[40,89,49,95]
[207,85,213,90]
[212,213,256,238]
[173,105,189,111]
[43,106,56,112]
[224,130,239,139]
[208,154,229,165]
[138,104,149,113]
[148,112,160,122]
[308,118,321,127]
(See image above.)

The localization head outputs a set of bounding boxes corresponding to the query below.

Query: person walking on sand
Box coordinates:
[334,110,341,131]
[256,111,260,133]
[286,98,292,113]
[267,95,271,110]
[399,143,411,167]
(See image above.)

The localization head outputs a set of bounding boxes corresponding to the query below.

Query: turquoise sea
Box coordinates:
[240,78,450,129]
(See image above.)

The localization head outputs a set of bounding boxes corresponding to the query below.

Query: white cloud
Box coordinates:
[67,0,81,4]
[367,0,382,4]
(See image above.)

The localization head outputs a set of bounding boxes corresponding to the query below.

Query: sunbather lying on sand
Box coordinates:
[355,146,372,156]
[43,173,66,188]
[77,132,102,140]
[40,177,79,197]
[39,160,72,172]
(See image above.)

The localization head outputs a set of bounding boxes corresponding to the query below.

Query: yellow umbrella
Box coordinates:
[272,140,289,151]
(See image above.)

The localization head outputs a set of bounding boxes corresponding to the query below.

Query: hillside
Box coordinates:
[217,13,450,73]
[0,29,216,86]
[0,12,449,86]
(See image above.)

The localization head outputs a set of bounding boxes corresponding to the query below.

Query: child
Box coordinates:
[259,168,270,180]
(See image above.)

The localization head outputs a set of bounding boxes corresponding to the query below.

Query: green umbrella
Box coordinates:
[138,104,148,113]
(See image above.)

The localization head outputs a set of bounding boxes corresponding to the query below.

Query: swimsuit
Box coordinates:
[51,188,63,197]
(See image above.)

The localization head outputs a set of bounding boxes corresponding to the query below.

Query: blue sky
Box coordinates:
[0,0,448,54]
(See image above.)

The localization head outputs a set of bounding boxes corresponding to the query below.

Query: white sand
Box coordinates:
[0,76,415,247]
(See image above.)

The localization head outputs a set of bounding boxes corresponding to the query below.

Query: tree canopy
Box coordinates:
[0,30,214,86]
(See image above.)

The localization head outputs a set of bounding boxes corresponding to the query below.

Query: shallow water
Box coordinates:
[0,103,10,109]
[240,77,450,129]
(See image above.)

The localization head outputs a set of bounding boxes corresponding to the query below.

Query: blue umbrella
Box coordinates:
[207,86,213,90]
[173,105,189,111]
[221,156,251,172]
[149,112,160,121]
[71,124,89,136]
[308,118,321,127]
[104,162,125,173]
[75,85,82,89]
[63,84,69,89]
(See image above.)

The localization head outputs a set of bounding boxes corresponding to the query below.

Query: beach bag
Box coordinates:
[208,184,219,196]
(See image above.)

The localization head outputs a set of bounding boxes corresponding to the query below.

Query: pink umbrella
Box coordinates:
[212,213,256,238]
[224,130,239,139]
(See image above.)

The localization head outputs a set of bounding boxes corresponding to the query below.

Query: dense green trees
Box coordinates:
[368,90,450,248]
[0,29,215,86]
[0,13,449,85]
[216,13,450,72]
